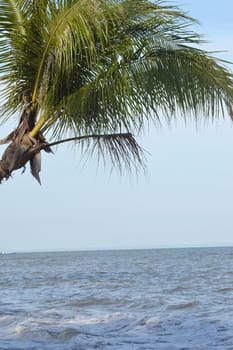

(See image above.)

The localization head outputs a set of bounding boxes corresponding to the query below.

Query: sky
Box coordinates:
[1,0,233,252]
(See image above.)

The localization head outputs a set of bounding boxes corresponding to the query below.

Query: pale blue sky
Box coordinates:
[1,0,233,252]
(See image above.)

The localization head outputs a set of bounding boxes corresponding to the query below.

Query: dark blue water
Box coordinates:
[1,247,233,349]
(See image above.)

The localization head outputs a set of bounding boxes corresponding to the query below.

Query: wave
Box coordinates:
[216,287,233,293]
[166,301,200,310]
[1,311,233,350]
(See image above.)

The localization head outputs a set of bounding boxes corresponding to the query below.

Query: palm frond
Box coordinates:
[0,0,27,36]
[31,0,125,106]
[0,131,145,183]
[37,132,146,173]
[0,0,49,118]
[43,47,233,139]
[82,132,145,173]
[27,0,233,139]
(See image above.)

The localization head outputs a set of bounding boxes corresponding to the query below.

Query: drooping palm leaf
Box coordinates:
[46,132,145,173]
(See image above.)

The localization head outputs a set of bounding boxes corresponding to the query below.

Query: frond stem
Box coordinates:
[31,133,133,152]
[29,114,47,137]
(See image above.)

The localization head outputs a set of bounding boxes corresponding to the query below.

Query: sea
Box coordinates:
[1,247,233,350]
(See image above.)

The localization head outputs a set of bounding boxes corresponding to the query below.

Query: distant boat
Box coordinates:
[1,251,16,255]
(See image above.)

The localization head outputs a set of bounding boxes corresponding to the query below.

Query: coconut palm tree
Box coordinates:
[0,0,232,184]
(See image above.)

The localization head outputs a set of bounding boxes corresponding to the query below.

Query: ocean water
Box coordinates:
[1,248,233,350]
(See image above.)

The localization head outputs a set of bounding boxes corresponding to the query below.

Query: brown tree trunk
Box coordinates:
[0,104,50,184]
